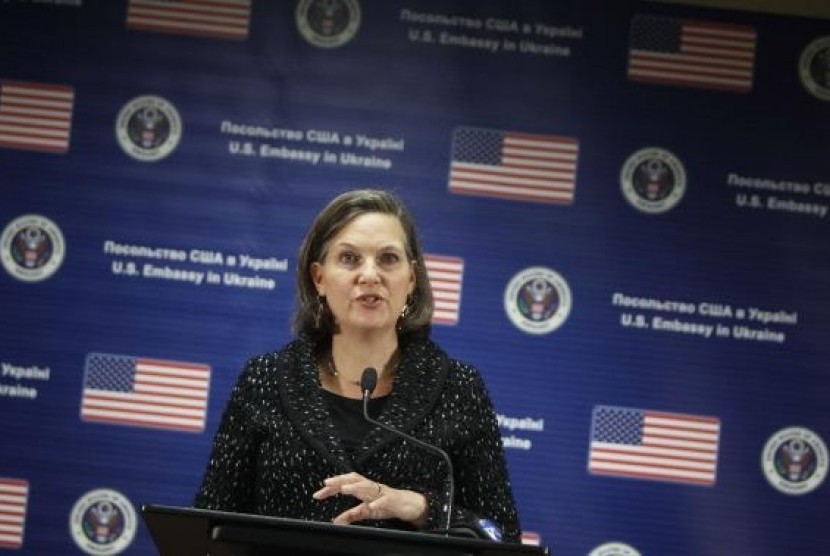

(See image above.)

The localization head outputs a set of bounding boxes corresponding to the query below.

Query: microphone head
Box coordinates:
[360,367,378,394]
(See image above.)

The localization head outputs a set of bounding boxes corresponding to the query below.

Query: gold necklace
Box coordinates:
[322,351,400,388]
[324,354,361,387]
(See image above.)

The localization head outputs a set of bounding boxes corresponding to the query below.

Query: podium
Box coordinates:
[142,504,549,556]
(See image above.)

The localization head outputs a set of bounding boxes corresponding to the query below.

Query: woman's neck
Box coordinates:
[329,330,398,382]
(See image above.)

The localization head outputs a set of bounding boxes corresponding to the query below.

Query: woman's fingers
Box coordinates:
[332,501,380,525]
[314,473,426,525]
[314,473,383,502]
[340,479,383,501]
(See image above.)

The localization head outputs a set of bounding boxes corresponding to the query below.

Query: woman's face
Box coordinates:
[311,212,415,337]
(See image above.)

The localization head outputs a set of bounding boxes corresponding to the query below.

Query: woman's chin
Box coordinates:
[341,318,394,335]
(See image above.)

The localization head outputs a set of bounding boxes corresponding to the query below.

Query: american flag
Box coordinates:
[424,254,463,325]
[0,80,74,153]
[589,405,720,486]
[628,15,757,92]
[126,0,252,40]
[81,353,210,433]
[449,127,578,205]
[0,478,28,549]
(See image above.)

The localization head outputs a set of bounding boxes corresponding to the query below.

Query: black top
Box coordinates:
[321,389,389,456]
[193,335,521,542]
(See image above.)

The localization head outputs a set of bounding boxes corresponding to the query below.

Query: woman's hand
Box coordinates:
[313,472,428,527]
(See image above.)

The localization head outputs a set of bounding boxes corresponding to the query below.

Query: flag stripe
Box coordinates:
[0,115,71,130]
[589,406,720,486]
[450,182,575,203]
[82,392,206,411]
[82,353,210,432]
[589,466,717,485]
[591,443,717,461]
[425,254,463,325]
[127,0,251,40]
[138,359,211,373]
[81,412,205,432]
[133,383,209,399]
[0,122,71,138]
[628,68,751,88]
[452,166,576,187]
[590,451,716,470]
[432,313,458,324]
[136,372,209,389]
[429,274,462,286]
[628,15,756,92]
[591,458,716,476]
[0,479,27,548]
[629,55,753,77]
[0,505,24,516]
[628,49,753,69]
[0,81,73,153]
[434,292,461,303]
[82,399,206,419]
[647,411,721,424]
[521,532,542,546]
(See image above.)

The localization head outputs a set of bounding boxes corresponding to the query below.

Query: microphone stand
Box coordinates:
[360,367,455,535]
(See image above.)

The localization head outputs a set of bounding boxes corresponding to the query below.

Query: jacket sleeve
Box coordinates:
[421,367,522,543]
[192,358,261,512]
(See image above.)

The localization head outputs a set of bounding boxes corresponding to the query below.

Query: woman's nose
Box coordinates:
[358,260,380,283]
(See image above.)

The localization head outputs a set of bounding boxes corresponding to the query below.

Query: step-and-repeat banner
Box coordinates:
[1,1,828,555]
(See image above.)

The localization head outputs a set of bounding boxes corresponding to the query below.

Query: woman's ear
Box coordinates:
[310,262,324,295]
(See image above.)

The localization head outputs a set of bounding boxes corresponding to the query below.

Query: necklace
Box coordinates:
[324,354,361,387]
[322,350,400,388]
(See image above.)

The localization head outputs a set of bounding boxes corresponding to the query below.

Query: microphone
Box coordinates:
[360,366,378,394]
[360,367,455,535]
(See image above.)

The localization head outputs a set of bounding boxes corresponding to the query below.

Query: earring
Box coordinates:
[314,295,326,329]
[399,295,412,319]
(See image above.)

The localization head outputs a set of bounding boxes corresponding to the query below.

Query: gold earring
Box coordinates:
[314,295,326,329]
[399,295,412,319]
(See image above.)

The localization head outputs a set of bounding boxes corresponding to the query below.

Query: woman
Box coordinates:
[194,189,521,541]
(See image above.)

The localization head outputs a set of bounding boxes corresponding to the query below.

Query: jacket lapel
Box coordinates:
[278,338,353,473]
[355,339,449,464]
[277,336,450,470]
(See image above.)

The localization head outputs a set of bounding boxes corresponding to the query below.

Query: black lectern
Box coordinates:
[142,504,549,556]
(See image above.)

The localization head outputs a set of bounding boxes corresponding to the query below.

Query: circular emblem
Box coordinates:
[296,0,361,48]
[762,426,827,495]
[115,95,182,161]
[588,542,641,556]
[799,36,830,101]
[620,147,686,213]
[1,214,65,282]
[69,489,137,555]
[504,266,572,335]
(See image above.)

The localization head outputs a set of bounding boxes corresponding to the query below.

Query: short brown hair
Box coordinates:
[293,189,433,345]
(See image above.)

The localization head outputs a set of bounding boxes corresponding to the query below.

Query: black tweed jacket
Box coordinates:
[193,335,521,542]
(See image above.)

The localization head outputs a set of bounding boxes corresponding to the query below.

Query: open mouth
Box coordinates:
[356,294,383,306]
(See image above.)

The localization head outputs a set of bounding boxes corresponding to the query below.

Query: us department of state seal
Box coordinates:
[115,95,182,161]
[1,214,65,282]
[620,147,686,214]
[296,0,361,48]
[588,542,641,556]
[504,266,572,335]
[69,489,137,555]
[799,36,830,101]
[762,426,827,495]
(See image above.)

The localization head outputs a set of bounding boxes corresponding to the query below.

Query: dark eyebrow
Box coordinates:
[331,241,357,250]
